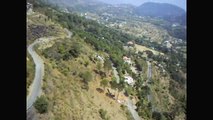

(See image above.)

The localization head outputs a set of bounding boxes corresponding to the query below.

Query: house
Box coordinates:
[95,54,104,62]
[124,76,134,86]
[61,8,69,13]
[123,56,132,65]
[127,41,134,46]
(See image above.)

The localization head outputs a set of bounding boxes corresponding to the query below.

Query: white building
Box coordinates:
[127,41,134,45]
[124,76,134,86]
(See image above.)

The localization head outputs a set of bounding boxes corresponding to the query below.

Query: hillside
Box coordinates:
[27,2,135,120]
[27,1,186,120]
[134,2,186,25]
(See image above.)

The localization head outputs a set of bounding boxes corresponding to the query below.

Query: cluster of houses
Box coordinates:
[122,55,135,86]
[121,40,138,86]
[95,52,135,86]
[27,2,33,15]
[27,3,32,11]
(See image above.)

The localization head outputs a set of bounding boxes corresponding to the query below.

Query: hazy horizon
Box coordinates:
[98,0,186,11]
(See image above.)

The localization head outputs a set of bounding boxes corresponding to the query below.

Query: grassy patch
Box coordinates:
[120,105,134,120]
[135,44,164,55]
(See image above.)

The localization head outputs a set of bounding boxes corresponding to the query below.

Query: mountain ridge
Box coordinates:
[134,2,186,25]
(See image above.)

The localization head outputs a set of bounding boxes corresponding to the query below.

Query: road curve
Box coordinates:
[27,29,72,110]
[111,62,141,120]
[126,98,142,120]
[27,39,44,110]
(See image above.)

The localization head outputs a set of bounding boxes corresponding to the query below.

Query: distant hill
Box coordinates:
[45,0,106,7]
[44,0,108,13]
[134,2,186,25]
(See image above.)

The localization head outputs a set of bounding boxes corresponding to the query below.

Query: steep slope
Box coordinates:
[37,37,130,120]
[27,3,135,120]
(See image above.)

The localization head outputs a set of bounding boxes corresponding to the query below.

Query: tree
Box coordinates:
[104,59,112,75]
[34,95,48,114]
[135,59,143,71]
[100,79,108,91]
[116,79,125,100]
[145,50,154,58]
[125,86,133,97]
[152,111,162,120]
[69,42,82,58]
[110,77,118,95]
[110,77,125,100]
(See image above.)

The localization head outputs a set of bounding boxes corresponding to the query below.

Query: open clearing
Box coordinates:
[135,44,164,55]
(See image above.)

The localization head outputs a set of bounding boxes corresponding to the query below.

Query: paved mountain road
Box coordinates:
[27,29,72,110]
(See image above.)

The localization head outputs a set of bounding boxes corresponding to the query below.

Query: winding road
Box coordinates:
[27,29,72,110]
[27,39,45,110]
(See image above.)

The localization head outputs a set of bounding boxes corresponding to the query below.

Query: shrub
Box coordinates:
[152,111,162,120]
[100,79,108,90]
[34,95,48,114]
[85,60,89,67]
[99,109,110,120]
[82,71,93,83]
[99,109,107,119]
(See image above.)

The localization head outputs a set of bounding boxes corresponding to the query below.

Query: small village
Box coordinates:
[93,40,146,107]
